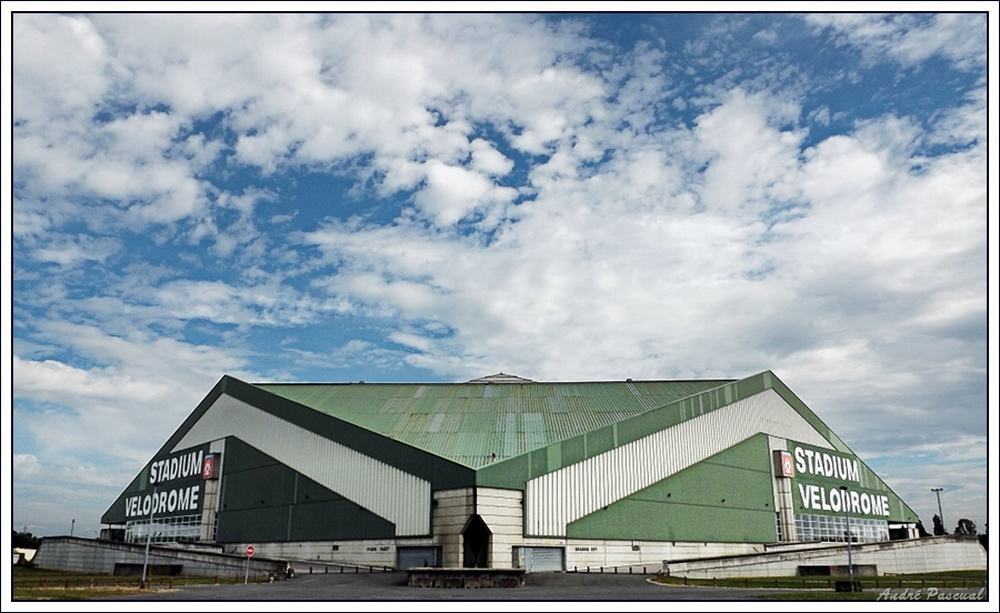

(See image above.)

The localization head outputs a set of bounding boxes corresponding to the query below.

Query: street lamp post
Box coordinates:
[839,486,855,591]
[931,488,945,534]
[140,482,158,589]
[70,518,75,537]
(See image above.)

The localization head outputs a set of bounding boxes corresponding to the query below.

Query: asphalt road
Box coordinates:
[116,572,769,601]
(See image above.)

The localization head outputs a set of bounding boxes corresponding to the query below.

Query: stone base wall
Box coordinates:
[32,537,285,578]
[662,536,986,578]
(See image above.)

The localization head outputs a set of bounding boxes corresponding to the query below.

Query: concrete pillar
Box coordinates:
[433,488,473,567]
[775,478,797,541]
[199,439,226,542]
[476,488,523,569]
[768,437,797,541]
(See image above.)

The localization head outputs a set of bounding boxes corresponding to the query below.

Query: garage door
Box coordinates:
[397,546,440,569]
[524,547,564,572]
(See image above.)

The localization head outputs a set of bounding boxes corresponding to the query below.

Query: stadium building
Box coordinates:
[101,371,922,572]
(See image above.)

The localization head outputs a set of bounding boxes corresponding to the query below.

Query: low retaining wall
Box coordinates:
[662,536,986,579]
[32,537,286,579]
[408,567,525,588]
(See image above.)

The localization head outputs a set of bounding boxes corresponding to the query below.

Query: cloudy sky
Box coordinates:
[11,12,987,538]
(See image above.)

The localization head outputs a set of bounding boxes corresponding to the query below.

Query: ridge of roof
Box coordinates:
[252,378,739,386]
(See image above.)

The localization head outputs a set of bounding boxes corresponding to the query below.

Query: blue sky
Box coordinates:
[10,12,987,538]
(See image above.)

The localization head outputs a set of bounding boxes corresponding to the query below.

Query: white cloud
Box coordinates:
[14,454,42,478]
[14,356,169,404]
[63,276,347,330]
[389,331,436,353]
[14,14,617,233]
[413,161,517,226]
[694,88,804,212]
[926,83,987,147]
[806,13,986,70]
[14,320,255,465]
[752,29,778,45]
[469,138,515,177]
[31,234,120,267]
[14,110,212,226]
[13,14,110,123]
[147,279,324,326]
[277,339,410,374]
[807,105,831,126]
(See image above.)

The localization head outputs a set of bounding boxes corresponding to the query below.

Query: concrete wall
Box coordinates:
[233,537,437,569]
[215,489,774,573]
[477,488,523,569]
[522,537,765,571]
[662,536,986,578]
[433,488,473,567]
[430,487,524,569]
[253,537,784,572]
[32,537,285,578]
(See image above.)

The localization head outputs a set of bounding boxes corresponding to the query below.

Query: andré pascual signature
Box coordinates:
[877,587,986,601]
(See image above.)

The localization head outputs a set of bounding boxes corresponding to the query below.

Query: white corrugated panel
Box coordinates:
[173,394,431,536]
[526,389,832,536]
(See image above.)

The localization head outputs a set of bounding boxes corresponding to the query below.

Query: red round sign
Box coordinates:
[246,544,255,557]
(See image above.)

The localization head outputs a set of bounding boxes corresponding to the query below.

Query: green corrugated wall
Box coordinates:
[216,437,394,542]
[566,434,778,542]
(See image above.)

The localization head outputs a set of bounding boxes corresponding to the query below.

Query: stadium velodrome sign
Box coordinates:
[778,443,893,519]
[123,444,217,519]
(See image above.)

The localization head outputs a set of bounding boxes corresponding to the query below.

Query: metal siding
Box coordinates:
[566,435,777,542]
[214,438,396,543]
[525,389,832,536]
[174,394,431,536]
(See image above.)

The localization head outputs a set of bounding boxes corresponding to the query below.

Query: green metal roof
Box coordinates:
[253,380,733,468]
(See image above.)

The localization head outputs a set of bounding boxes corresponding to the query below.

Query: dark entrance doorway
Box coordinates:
[462,514,492,568]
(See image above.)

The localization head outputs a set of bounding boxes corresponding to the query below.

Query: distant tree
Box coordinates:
[954,518,977,535]
[932,514,948,536]
[12,530,41,549]
[916,520,930,537]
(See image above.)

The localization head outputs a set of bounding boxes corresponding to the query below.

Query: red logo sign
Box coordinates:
[246,544,255,558]
[773,450,795,478]
[781,452,795,478]
[201,454,217,480]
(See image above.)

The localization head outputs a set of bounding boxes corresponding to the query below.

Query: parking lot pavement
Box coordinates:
[115,571,768,601]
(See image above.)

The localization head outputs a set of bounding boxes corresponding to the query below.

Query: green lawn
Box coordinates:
[14,587,147,601]
[13,565,271,600]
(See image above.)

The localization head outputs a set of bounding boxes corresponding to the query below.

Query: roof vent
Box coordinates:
[465,372,535,384]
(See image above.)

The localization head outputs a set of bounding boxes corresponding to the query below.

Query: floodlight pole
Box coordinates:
[140,482,158,589]
[839,486,854,591]
[931,487,945,533]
